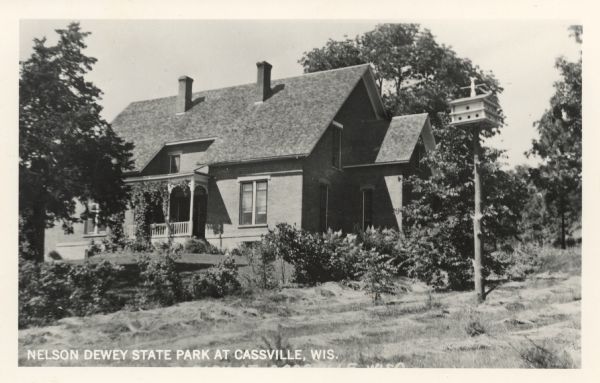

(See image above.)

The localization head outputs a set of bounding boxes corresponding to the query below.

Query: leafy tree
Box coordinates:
[300,24,502,124]
[528,25,582,249]
[19,23,133,262]
[514,165,554,247]
[403,124,528,288]
[300,24,527,289]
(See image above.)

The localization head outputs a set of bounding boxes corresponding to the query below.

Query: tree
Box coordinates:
[300,24,502,124]
[19,23,133,262]
[528,25,582,249]
[300,24,527,289]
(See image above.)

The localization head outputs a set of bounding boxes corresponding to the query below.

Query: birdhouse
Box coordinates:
[449,79,501,128]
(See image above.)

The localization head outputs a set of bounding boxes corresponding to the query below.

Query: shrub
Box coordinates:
[358,248,397,304]
[153,241,184,255]
[265,224,332,285]
[136,254,186,306]
[264,224,398,286]
[241,242,278,290]
[358,227,409,271]
[188,256,241,298]
[123,238,153,253]
[67,260,124,316]
[322,230,365,281]
[184,237,222,254]
[18,258,124,328]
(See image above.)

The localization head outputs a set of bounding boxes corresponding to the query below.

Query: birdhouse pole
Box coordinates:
[469,78,484,303]
[472,123,484,303]
[449,78,502,303]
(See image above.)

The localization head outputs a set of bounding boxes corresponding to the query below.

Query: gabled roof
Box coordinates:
[342,113,434,168]
[111,64,377,172]
[376,113,433,163]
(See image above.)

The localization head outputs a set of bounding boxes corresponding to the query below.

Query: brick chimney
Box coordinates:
[177,75,193,114]
[256,61,272,102]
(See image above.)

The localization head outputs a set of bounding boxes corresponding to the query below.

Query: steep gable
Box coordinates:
[111,64,372,172]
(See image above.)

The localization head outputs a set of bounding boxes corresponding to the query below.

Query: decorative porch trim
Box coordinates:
[124,171,209,184]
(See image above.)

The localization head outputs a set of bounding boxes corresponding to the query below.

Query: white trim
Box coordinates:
[362,69,386,120]
[165,137,217,146]
[343,160,409,169]
[360,184,375,191]
[332,120,343,129]
[237,175,271,183]
[124,172,209,184]
[239,179,269,226]
[332,123,343,170]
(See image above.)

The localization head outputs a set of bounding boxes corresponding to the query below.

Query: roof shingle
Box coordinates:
[375,113,429,163]
[111,64,371,171]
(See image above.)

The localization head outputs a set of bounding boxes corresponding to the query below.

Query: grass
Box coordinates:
[19,246,581,368]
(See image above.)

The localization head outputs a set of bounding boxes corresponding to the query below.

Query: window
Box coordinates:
[362,189,373,230]
[319,183,329,232]
[169,154,180,173]
[239,180,268,225]
[331,125,342,169]
[83,203,106,236]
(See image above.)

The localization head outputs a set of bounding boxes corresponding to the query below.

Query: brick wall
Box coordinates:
[205,159,303,250]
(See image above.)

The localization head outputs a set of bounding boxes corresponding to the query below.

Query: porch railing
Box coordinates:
[127,221,191,239]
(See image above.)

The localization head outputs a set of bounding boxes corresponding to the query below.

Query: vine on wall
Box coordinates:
[129,180,191,249]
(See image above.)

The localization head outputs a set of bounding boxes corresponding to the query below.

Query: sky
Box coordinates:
[19,20,581,168]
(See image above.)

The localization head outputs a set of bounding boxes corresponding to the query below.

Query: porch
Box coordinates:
[124,171,210,241]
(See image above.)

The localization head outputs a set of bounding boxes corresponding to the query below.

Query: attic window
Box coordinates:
[169,154,180,173]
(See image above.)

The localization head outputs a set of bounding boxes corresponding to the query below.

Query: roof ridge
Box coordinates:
[127,64,371,105]
[295,63,370,77]
[391,112,429,120]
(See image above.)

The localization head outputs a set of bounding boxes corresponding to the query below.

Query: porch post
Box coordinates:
[189,177,195,237]
[166,183,175,239]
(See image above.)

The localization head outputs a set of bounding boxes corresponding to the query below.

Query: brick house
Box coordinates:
[45,62,435,260]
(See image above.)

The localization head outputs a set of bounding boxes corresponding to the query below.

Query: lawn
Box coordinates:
[19,248,581,368]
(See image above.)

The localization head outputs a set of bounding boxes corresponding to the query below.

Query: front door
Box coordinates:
[192,188,207,238]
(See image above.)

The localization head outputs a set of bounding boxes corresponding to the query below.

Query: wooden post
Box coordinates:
[473,126,485,302]
[189,178,195,237]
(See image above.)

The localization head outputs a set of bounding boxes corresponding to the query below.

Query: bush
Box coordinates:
[265,224,333,285]
[358,227,409,271]
[184,237,222,254]
[136,254,186,306]
[123,238,154,253]
[18,258,124,328]
[264,224,401,286]
[153,241,184,255]
[241,242,279,290]
[322,230,365,281]
[358,248,397,304]
[188,256,241,298]
[67,260,124,316]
